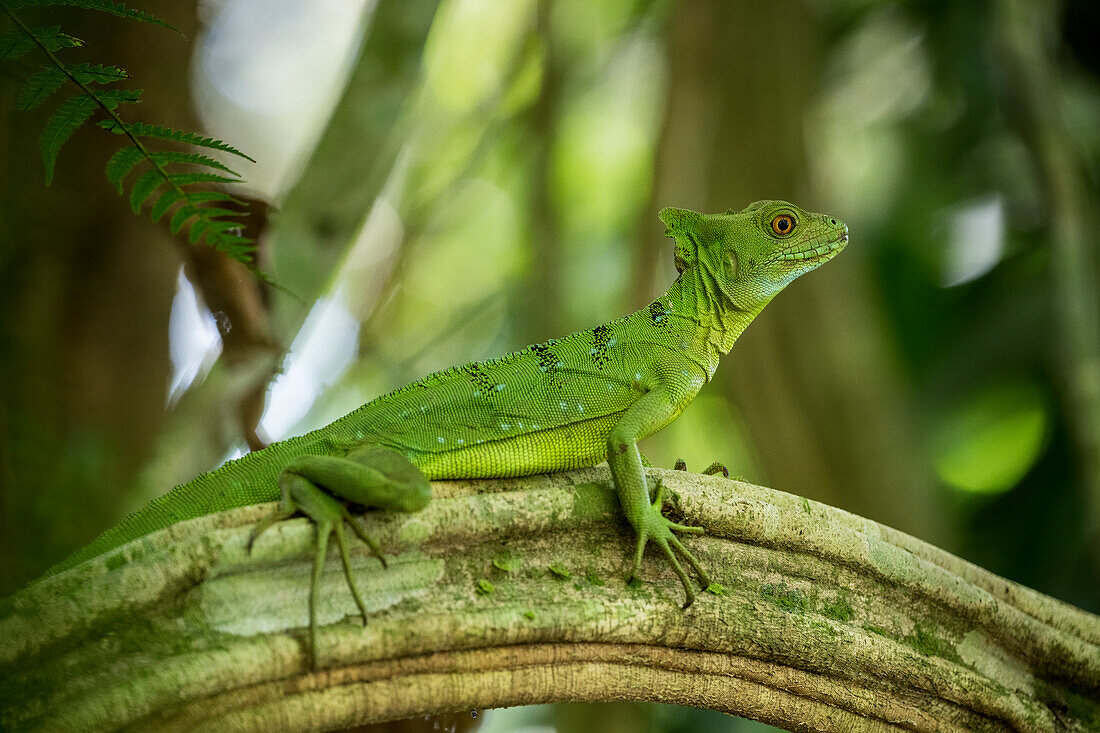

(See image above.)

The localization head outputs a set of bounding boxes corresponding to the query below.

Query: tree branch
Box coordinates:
[2,468,1098,732]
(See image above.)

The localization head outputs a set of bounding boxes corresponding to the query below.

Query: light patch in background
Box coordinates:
[259,297,361,442]
[553,32,666,321]
[220,444,247,466]
[477,706,555,733]
[931,379,1050,494]
[423,0,534,115]
[167,267,222,406]
[642,392,760,484]
[177,0,381,422]
[194,0,373,196]
[553,35,664,239]
[807,7,929,218]
[941,195,1005,287]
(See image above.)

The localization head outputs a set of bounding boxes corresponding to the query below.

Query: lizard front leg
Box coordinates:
[247,445,431,668]
[607,389,711,607]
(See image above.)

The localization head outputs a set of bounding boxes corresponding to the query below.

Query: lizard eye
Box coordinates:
[770,214,795,237]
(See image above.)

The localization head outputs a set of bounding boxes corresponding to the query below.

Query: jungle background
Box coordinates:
[1,0,1098,731]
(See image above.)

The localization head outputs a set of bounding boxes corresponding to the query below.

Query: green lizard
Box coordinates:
[43,199,847,665]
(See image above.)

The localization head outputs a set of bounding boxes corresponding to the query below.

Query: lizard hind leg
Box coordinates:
[277,472,377,669]
[246,450,430,668]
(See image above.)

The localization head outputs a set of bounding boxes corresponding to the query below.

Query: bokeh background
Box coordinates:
[2,0,1098,731]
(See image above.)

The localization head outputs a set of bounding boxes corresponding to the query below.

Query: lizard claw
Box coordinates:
[630,486,711,605]
[703,461,729,478]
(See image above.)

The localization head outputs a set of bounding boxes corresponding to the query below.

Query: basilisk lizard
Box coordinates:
[43,199,848,666]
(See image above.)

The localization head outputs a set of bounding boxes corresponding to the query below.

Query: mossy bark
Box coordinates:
[2,468,1098,732]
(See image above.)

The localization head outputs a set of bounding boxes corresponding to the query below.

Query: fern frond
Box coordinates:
[65,62,128,84]
[177,206,246,220]
[179,191,247,206]
[134,177,255,260]
[189,219,241,245]
[148,150,239,177]
[128,168,162,213]
[166,172,240,187]
[98,120,256,162]
[0,29,34,61]
[95,87,141,109]
[105,147,239,193]
[16,63,128,110]
[205,228,254,257]
[104,144,143,190]
[187,219,211,244]
[5,0,180,34]
[0,28,35,61]
[16,66,64,110]
[40,93,96,183]
[0,25,82,61]
[168,204,196,234]
[149,188,248,225]
[3,2,273,282]
[150,188,182,221]
[201,219,244,237]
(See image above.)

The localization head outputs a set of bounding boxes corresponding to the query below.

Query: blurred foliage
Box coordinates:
[2,0,1099,730]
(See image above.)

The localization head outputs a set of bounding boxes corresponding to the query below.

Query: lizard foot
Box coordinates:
[629,479,712,608]
[674,458,729,477]
[247,474,386,669]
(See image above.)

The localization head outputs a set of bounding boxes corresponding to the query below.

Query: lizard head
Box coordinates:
[658,199,848,309]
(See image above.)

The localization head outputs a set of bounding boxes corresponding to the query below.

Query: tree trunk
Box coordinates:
[3,468,1097,732]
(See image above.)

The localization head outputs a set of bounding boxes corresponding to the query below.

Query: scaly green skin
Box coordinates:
[44,200,848,665]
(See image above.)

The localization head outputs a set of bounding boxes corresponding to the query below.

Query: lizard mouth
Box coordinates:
[778,230,848,262]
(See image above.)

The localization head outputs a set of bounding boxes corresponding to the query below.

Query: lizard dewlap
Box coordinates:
[44,199,848,667]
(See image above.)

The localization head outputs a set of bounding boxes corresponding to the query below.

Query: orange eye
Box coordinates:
[771,214,794,236]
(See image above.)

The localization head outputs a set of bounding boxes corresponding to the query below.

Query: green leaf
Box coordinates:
[178,207,246,220]
[201,219,242,237]
[128,169,163,213]
[104,145,144,191]
[35,25,84,51]
[0,28,36,62]
[97,121,255,162]
[167,172,240,187]
[66,62,128,84]
[932,379,1050,494]
[16,64,131,111]
[96,87,142,109]
[0,26,82,62]
[150,189,183,221]
[148,151,239,177]
[189,215,247,247]
[16,67,65,110]
[179,191,247,206]
[187,219,211,244]
[169,204,197,234]
[40,94,97,184]
[219,232,255,247]
[210,231,255,259]
[10,0,181,34]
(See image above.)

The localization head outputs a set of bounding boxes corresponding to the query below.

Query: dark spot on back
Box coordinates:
[648,301,670,329]
[590,325,612,369]
[530,342,563,387]
[463,363,495,395]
